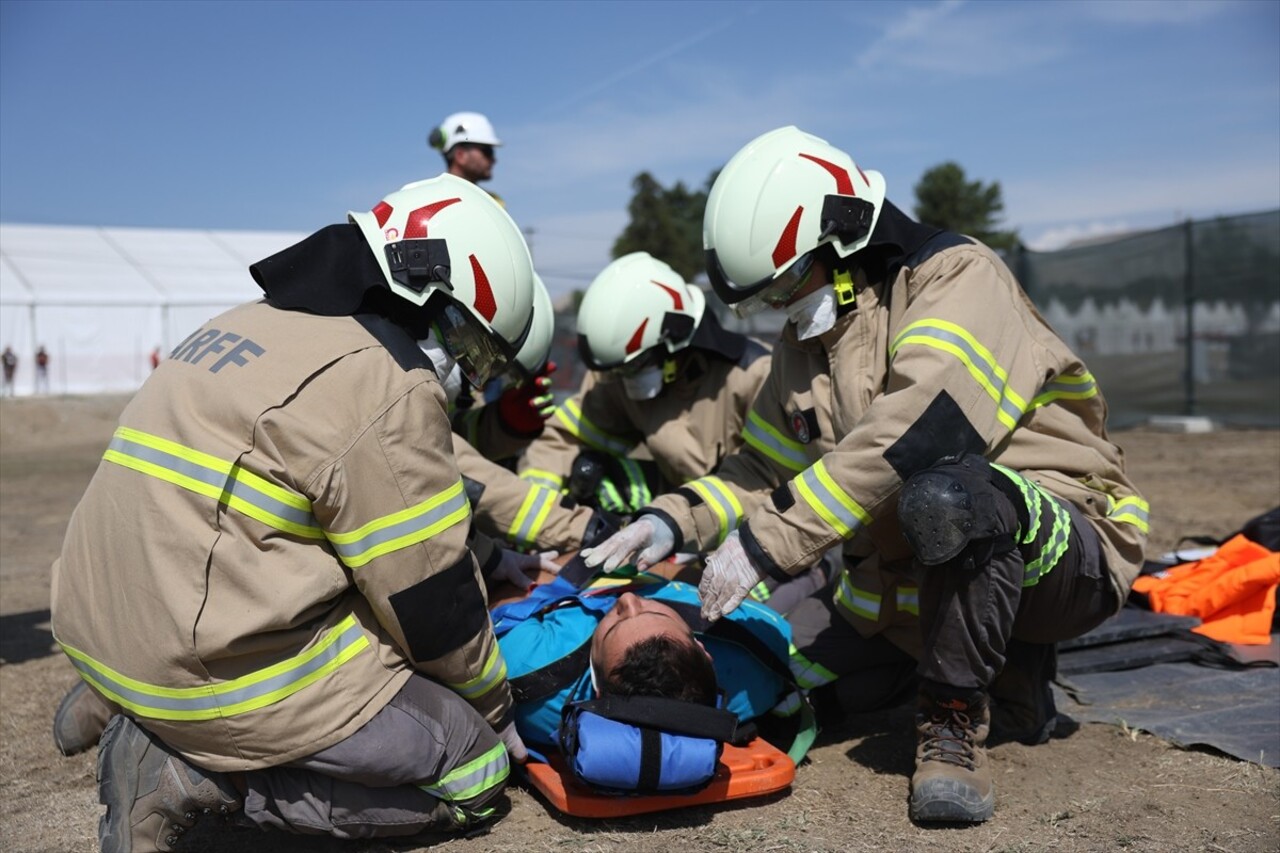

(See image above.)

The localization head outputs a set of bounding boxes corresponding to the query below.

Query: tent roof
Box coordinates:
[0,222,305,306]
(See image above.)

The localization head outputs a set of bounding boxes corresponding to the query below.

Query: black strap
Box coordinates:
[637,728,663,790]
[574,694,741,742]
[508,640,590,703]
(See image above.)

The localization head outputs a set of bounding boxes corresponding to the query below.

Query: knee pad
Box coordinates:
[898,454,1016,566]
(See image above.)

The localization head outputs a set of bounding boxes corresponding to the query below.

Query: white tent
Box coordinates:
[0,223,304,395]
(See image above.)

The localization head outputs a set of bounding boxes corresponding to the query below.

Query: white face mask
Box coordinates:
[417,336,464,405]
[621,364,664,400]
[787,285,838,340]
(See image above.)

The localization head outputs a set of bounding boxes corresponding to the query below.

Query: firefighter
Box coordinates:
[51,175,537,851]
[519,251,770,513]
[584,127,1150,824]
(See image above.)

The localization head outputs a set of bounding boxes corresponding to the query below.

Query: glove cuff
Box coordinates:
[636,508,683,555]
[739,522,791,584]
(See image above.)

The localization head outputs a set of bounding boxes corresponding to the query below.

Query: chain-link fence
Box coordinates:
[547,209,1280,427]
[1014,209,1280,427]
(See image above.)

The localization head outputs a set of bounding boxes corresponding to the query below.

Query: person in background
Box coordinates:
[429,111,503,205]
[2,346,16,396]
[34,345,49,394]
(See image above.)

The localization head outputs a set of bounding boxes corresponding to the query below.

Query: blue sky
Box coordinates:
[2,0,1277,298]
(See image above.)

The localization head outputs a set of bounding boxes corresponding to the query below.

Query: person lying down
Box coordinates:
[487,565,813,774]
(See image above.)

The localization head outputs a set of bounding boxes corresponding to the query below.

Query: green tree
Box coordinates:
[612,171,716,280]
[913,162,1019,252]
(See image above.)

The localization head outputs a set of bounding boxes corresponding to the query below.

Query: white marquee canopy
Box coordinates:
[0,223,304,395]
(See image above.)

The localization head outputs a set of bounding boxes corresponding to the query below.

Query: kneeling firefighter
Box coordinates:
[51,175,536,851]
[583,127,1151,824]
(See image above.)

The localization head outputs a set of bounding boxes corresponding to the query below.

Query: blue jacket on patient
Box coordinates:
[491,573,804,753]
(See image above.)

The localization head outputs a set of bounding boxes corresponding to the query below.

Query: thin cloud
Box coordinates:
[1078,0,1230,26]
[542,6,759,117]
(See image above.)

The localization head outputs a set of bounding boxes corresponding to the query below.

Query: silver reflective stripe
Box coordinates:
[687,476,743,545]
[896,586,920,615]
[1031,372,1098,409]
[794,460,870,539]
[1109,496,1151,532]
[789,644,837,690]
[742,410,809,472]
[58,615,369,721]
[447,645,507,701]
[835,572,881,622]
[891,320,1027,430]
[103,428,322,538]
[553,399,633,455]
[420,742,510,802]
[520,469,563,490]
[508,483,556,548]
[328,481,470,568]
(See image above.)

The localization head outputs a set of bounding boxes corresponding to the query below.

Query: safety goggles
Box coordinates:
[705,248,817,313]
[435,300,519,390]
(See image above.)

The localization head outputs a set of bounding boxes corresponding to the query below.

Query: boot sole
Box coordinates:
[910,777,995,823]
[97,716,146,853]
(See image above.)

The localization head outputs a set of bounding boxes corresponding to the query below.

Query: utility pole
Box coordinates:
[523,226,536,265]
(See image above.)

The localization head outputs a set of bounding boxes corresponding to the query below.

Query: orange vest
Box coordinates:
[1132,535,1280,645]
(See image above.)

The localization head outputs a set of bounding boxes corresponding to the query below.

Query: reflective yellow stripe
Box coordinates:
[1109,495,1151,533]
[834,572,881,622]
[742,410,808,472]
[789,643,838,689]
[327,480,470,568]
[446,644,507,701]
[59,615,369,721]
[687,475,744,545]
[520,469,564,490]
[1030,372,1098,409]
[507,483,557,549]
[794,460,871,539]
[103,427,323,539]
[420,742,510,803]
[554,399,633,455]
[896,585,920,615]
[891,319,1028,430]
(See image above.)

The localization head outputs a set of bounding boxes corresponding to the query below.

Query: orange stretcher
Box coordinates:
[522,736,796,818]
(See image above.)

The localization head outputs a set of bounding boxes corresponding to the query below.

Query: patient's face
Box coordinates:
[589,592,698,681]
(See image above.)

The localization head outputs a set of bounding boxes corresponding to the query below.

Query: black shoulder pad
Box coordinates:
[903,231,974,272]
[354,313,434,373]
[739,337,771,369]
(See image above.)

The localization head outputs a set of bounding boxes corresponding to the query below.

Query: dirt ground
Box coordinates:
[1,394,1277,853]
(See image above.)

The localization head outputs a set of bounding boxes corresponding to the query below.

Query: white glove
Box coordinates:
[699,529,766,622]
[491,549,561,590]
[580,515,675,572]
[495,720,528,763]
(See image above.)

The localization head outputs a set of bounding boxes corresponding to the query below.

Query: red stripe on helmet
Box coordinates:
[372,201,394,228]
[404,197,462,239]
[650,280,683,310]
[798,153,854,195]
[469,254,496,322]
[625,318,649,355]
[772,206,804,268]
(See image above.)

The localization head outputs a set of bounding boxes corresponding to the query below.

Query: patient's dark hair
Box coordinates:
[602,634,717,706]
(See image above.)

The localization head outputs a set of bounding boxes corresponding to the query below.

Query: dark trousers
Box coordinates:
[242,674,506,839]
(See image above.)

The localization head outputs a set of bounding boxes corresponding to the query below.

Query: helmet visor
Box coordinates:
[436,301,516,390]
[706,248,816,308]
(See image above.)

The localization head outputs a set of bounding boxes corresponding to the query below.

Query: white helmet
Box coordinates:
[348,174,534,387]
[511,273,554,379]
[576,252,705,370]
[429,111,502,155]
[704,126,886,310]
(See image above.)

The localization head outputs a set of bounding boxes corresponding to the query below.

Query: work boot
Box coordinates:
[53,680,118,756]
[990,640,1058,745]
[97,715,242,853]
[909,687,994,823]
